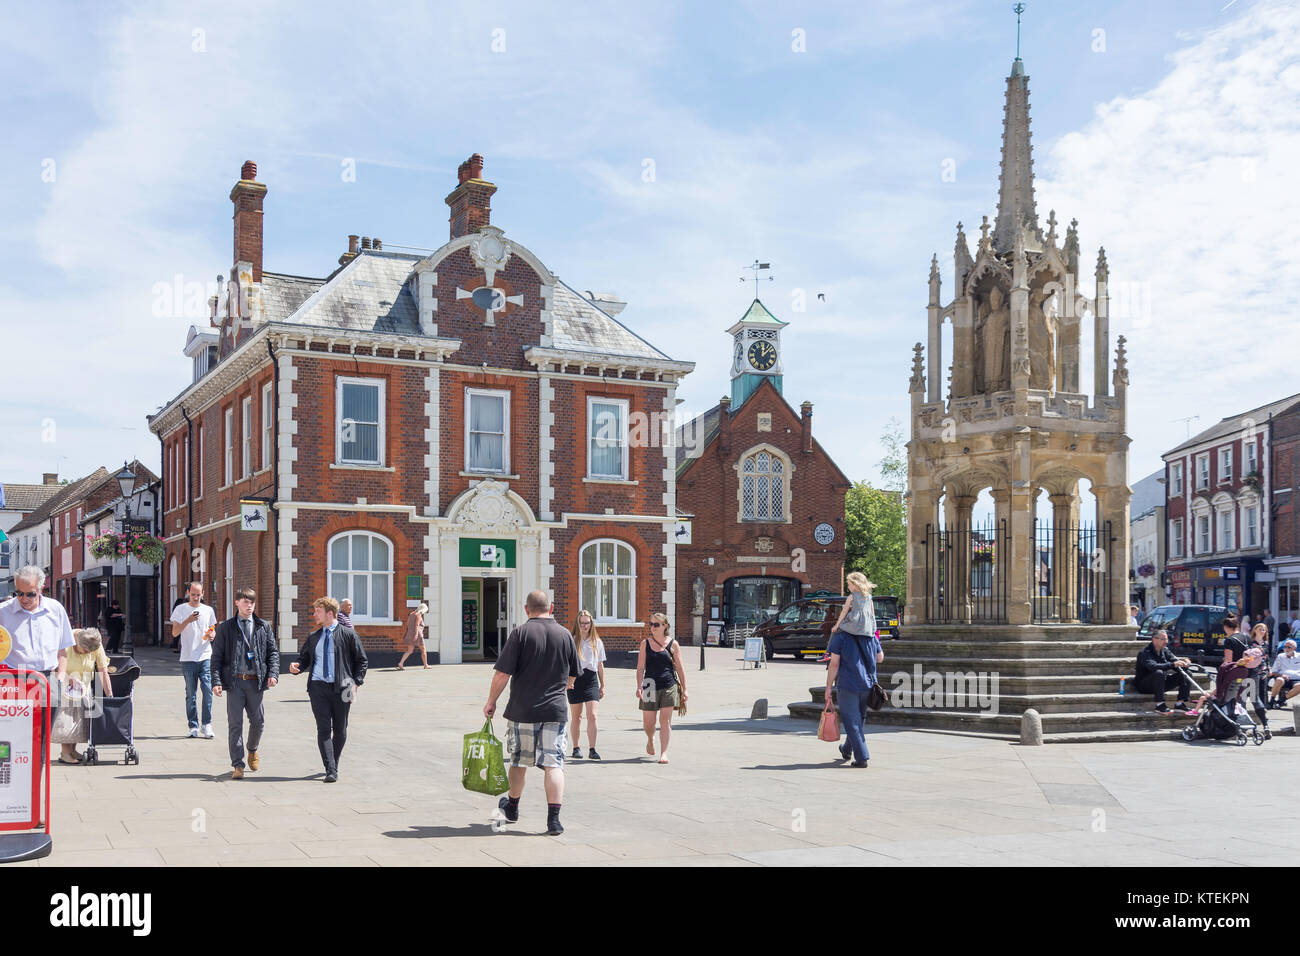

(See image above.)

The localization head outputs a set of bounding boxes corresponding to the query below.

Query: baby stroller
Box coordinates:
[1180,664,1265,747]
[84,655,141,765]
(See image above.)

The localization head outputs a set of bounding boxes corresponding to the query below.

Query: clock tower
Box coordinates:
[727,298,788,408]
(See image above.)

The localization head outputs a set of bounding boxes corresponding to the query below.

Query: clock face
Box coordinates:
[747,340,777,372]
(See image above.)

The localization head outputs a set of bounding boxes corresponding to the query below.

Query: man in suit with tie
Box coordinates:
[289,596,368,782]
[211,587,279,779]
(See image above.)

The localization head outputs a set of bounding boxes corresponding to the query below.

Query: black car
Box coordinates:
[752,594,901,660]
[1136,604,1231,663]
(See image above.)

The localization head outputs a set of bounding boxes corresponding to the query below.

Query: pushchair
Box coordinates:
[1180,664,1266,747]
[84,655,141,765]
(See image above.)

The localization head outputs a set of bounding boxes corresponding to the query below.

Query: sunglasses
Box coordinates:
[14,589,39,599]
[649,621,665,628]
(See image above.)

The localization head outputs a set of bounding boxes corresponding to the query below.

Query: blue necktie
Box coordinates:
[322,627,333,683]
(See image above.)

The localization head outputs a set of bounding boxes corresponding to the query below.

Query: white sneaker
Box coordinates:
[201,724,214,739]
[188,728,200,738]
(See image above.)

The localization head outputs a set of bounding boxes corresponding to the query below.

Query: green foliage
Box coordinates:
[843,420,909,600]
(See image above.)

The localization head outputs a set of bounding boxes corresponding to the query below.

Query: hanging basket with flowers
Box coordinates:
[88,530,166,566]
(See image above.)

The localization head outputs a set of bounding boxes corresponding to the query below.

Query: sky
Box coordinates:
[2,0,1297,500]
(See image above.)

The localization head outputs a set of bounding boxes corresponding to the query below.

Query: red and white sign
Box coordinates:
[0,665,50,831]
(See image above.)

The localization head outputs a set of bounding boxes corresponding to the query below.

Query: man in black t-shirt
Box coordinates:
[484,589,581,835]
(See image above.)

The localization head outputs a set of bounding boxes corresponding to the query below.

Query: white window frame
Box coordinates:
[1170,462,1183,497]
[587,396,630,480]
[326,530,395,623]
[168,555,178,612]
[1245,440,1257,476]
[1170,518,1185,559]
[261,382,273,472]
[1195,453,1209,490]
[1195,513,1211,555]
[1244,504,1259,548]
[1219,447,1232,484]
[579,538,637,624]
[1218,507,1235,551]
[336,376,386,466]
[465,387,510,474]
[165,444,173,510]
[241,396,253,480]
[223,407,234,486]
[196,424,204,499]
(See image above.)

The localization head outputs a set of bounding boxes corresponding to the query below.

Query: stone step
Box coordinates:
[903,625,1139,642]
[884,640,1147,659]
[876,655,1167,678]
[788,701,1212,735]
[808,685,1217,711]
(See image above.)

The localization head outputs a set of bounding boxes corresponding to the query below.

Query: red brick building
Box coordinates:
[674,299,849,645]
[1259,396,1300,622]
[147,156,693,662]
[1161,397,1289,614]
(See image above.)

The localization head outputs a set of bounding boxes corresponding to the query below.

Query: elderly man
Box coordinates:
[0,566,74,824]
[1133,628,1194,713]
[336,599,353,629]
[1268,639,1300,709]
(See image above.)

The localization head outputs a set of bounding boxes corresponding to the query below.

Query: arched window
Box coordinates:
[168,556,178,611]
[579,539,635,623]
[328,531,393,622]
[224,542,234,618]
[740,448,786,521]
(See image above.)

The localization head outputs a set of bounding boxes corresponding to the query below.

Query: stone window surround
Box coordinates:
[587,395,631,481]
[326,528,396,625]
[579,537,637,624]
[734,442,794,524]
[336,375,387,468]
[465,386,511,476]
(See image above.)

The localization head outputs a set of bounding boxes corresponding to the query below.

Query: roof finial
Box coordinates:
[1014,3,1025,60]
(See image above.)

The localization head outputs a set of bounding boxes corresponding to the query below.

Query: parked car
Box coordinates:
[752,593,901,660]
[1136,604,1230,663]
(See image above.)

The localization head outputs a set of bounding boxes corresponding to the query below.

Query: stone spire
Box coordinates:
[992,58,1041,254]
[909,343,925,393]
[954,222,973,286]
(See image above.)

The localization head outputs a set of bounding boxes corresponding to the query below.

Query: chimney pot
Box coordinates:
[372,238,382,251]
[348,234,359,253]
[241,160,257,181]
[361,236,372,250]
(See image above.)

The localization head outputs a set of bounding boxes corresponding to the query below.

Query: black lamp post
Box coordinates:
[115,463,137,656]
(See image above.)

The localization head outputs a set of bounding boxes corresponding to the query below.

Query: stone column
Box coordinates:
[1049,491,1081,622]
[1093,484,1131,625]
[950,494,976,623]
[1007,437,1035,625]
[990,489,1010,621]
[953,298,974,398]
[906,490,939,625]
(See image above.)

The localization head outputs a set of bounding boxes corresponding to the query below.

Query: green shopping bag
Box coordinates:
[462,719,510,796]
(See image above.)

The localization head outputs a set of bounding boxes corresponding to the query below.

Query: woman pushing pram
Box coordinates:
[1182,647,1271,745]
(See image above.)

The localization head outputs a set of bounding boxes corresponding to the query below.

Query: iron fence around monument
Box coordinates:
[1031,519,1114,624]
[923,518,1009,624]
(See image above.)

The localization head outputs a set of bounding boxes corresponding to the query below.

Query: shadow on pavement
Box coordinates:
[742,761,864,771]
[384,823,529,839]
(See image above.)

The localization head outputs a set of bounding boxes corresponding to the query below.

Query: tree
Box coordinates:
[843,420,908,599]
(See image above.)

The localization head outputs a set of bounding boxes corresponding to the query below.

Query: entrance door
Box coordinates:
[483,578,508,658]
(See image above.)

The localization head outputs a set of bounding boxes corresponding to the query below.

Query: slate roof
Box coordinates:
[1129,469,1166,520]
[0,483,63,514]
[8,468,110,534]
[550,280,671,361]
[277,252,421,335]
[674,403,722,475]
[260,272,325,324]
[1164,392,1300,457]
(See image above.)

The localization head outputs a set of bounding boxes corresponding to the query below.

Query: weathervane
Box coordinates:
[1014,3,1025,58]
[740,260,774,298]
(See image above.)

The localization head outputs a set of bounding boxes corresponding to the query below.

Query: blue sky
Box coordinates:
[2,0,1296,499]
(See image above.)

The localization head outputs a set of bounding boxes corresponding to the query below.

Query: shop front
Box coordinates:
[1164,567,1192,606]
[458,538,514,661]
[1180,560,1266,616]
[723,575,801,630]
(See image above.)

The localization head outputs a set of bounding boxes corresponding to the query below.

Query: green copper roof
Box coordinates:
[738,298,787,327]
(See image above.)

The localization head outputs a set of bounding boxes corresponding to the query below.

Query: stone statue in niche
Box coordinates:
[976,286,1010,393]
[1028,286,1056,391]
[692,576,705,615]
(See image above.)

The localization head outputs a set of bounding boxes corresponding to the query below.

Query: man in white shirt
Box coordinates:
[0,565,74,823]
[1268,639,1300,709]
[170,581,217,738]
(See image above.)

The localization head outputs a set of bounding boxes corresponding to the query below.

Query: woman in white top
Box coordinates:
[567,609,606,760]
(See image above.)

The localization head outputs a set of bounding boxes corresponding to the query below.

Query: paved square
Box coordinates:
[16,647,1298,866]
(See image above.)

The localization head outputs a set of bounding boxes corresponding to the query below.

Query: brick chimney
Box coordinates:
[43,472,58,485]
[800,401,814,453]
[338,234,360,267]
[718,397,732,452]
[230,160,267,282]
[445,153,497,240]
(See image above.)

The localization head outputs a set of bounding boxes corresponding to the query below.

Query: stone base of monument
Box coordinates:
[787,624,1294,743]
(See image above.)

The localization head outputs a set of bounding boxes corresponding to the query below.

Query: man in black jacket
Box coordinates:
[289,596,367,783]
[1134,629,1194,713]
[211,587,279,779]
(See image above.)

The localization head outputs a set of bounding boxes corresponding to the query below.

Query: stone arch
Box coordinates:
[446,479,538,533]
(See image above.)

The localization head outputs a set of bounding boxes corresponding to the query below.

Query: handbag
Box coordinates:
[850,634,888,711]
[50,692,85,744]
[668,639,688,716]
[818,705,841,741]
[462,719,510,796]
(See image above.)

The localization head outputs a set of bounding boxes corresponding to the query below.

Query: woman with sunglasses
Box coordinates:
[567,609,606,760]
[636,612,687,764]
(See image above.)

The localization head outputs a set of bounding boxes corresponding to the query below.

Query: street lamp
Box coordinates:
[115,463,137,656]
